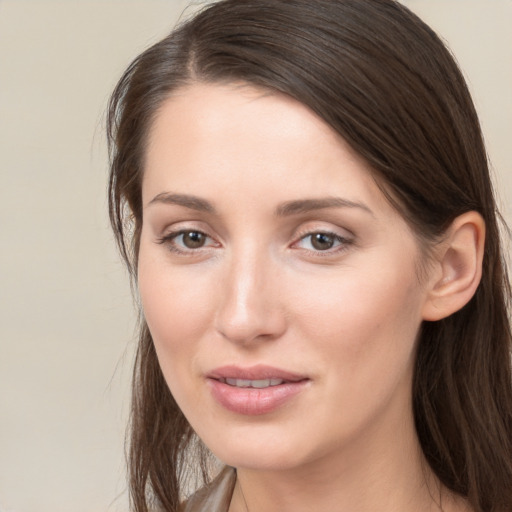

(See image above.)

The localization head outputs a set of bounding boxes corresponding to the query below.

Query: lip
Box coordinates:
[208,364,307,382]
[206,365,310,415]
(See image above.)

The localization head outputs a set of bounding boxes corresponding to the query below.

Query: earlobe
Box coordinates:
[422,211,485,322]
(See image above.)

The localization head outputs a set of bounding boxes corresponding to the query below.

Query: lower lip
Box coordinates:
[207,379,309,415]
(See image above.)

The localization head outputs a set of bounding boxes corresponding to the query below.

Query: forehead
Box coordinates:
[143,82,382,203]
[146,82,342,161]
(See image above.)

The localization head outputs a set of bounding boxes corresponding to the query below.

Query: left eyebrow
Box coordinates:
[275,197,374,217]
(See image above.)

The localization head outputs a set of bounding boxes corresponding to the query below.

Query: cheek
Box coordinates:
[293,260,424,374]
[288,263,424,440]
[137,251,216,360]
[137,256,218,412]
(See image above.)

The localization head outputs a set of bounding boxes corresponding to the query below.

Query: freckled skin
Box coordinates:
[137,83,451,511]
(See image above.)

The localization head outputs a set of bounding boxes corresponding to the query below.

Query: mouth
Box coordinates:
[206,365,310,415]
[218,377,288,388]
[207,364,308,387]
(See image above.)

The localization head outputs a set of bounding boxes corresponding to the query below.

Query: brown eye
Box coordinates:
[181,231,207,249]
[294,231,350,254]
[310,233,336,250]
[157,229,218,254]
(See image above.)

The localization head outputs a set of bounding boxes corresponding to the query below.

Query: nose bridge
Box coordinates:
[215,242,285,344]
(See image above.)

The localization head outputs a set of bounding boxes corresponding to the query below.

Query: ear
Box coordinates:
[422,211,485,322]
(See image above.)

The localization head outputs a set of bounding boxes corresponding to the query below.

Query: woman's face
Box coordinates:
[138,83,434,472]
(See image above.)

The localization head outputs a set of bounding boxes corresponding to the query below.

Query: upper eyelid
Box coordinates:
[292,231,351,247]
[159,222,216,239]
[292,223,354,241]
[298,231,349,240]
[164,229,215,241]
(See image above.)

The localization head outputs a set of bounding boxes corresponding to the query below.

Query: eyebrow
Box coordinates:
[147,192,216,213]
[147,192,374,217]
[275,197,374,217]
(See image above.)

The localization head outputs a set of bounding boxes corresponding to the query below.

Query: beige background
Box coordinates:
[0,1,510,511]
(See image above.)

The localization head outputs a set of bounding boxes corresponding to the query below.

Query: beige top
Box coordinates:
[182,466,237,512]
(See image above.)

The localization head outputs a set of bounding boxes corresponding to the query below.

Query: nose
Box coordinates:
[214,251,287,345]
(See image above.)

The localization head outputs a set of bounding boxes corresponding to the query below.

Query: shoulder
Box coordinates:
[181,466,236,512]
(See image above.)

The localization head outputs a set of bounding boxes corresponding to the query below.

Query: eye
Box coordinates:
[294,231,350,252]
[176,230,209,249]
[157,229,218,253]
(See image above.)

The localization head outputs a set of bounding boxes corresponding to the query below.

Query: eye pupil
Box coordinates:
[311,233,334,250]
[183,231,206,248]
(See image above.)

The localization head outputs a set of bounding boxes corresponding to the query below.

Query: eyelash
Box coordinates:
[292,230,353,256]
[156,229,217,255]
[156,229,353,257]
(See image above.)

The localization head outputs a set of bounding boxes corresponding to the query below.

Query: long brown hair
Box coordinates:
[107,1,512,510]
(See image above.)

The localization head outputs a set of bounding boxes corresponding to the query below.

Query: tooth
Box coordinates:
[223,378,286,388]
[251,379,271,388]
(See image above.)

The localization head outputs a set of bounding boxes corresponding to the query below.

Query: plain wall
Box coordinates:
[0,1,510,511]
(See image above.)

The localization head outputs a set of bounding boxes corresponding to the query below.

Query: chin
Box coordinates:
[196,422,323,472]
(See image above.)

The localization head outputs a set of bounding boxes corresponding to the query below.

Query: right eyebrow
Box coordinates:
[146,192,216,213]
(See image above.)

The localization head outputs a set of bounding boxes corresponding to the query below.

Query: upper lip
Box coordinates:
[207,365,308,382]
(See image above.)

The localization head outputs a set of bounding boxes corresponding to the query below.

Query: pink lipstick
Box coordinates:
[206,365,309,415]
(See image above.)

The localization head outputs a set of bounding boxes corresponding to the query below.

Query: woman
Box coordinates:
[107,1,512,511]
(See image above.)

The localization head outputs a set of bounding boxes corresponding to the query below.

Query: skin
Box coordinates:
[138,83,472,512]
